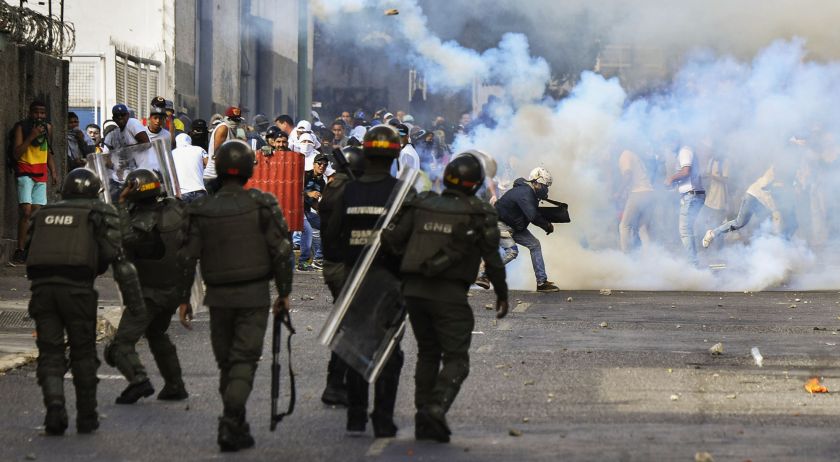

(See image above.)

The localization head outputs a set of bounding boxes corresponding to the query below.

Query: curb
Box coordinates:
[0,305,123,374]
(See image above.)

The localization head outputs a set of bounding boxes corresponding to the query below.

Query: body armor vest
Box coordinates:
[27,202,98,274]
[400,193,484,283]
[340,176,398,265]
[131,199,186,288]
[193,190,272,285]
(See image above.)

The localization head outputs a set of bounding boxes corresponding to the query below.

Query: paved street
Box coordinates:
[2,272,840,461]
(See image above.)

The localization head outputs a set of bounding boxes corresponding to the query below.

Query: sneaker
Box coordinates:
[536,281,560,292]
[702,229,715,248]
[44,404,68,436]
[296,262,314,272]
[157,383,188,401]
[311,259,324,270]
[474,276,491,290]
[10,249,25,266]
[115,379,155,404]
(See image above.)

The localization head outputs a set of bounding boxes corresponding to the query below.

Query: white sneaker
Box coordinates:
[702,230,715,248]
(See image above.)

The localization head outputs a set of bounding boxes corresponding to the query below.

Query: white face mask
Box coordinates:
[300,143,315,155]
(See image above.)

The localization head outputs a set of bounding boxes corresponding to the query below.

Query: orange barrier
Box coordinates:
[248,150,305,231]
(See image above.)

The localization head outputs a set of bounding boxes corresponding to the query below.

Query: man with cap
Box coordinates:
[189,119,210,152]
[26,168,146,435]
[147,97,172,148]
[396,123,420,178]
[322,125,406,437]
[381,152,509,443]
[203,106,246,192]
[180,140,294,452]
[298,152,329,271]
[106,103,155,201]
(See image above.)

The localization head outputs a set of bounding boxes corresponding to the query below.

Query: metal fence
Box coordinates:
[0,1,75,56]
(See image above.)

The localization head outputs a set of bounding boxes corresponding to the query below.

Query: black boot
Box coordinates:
[370,411,397,438]
[115,379,155,404]
[415,405,450,443]
[44,403,68,436]
[346,407,367,435]
[321,384,348,406]
[218,415,255,452]
[322,353,349,406]
[157,382,189,401]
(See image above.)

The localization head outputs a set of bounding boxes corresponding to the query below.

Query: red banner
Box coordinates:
[247,150,305,232]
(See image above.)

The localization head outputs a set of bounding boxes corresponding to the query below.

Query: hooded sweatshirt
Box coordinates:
[172,133,208,194]
[494,178,552,233]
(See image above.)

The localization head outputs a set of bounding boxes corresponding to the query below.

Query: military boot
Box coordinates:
[157,382,189,401]
[321,353,348,406]
[75,389,99,434]
[415,405,451,443]
[370,410,398,438]
[346,407,367,435]
[150,336,187,401]
[217,414,255,452]
[116,378,155,404]
[44,403,68,436]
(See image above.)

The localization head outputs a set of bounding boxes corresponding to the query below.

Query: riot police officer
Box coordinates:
[323,126,405,437]
[381,153,509,442]
[105,169,191,404]
[25,168,146,435]
[180,140,293,452]
[318,146,365,406]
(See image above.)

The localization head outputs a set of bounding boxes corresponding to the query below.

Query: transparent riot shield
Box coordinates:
[318,168,420,383]
[97,139,181,203]
[85,152,112,203]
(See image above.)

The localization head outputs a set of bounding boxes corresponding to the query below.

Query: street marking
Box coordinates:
[64,373,125,380]
[366,437,392,457]
[514,302,531,313]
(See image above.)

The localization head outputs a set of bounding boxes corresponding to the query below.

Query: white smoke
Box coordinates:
[314,1,840,291]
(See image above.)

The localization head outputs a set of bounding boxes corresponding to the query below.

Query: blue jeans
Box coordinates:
[299,210,322,263]
[712,194,763,237]
[180,190,207,203]
[679,192,705,267]
[498,222,548,285]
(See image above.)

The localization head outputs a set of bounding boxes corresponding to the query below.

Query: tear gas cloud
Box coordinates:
[314,0,840,291]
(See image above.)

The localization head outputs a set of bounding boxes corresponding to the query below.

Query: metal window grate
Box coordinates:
[68,61,96,107]
[0,310,34,329]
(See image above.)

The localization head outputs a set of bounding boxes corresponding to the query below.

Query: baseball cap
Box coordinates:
[112,104,129,116]
[396,124,410,137]
[225,106,243,120]
[313,152,329,164]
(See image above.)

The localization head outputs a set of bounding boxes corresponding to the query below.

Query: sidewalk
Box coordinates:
[0,264,124,372]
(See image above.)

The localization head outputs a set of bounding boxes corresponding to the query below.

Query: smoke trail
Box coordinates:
[315,1,840,291]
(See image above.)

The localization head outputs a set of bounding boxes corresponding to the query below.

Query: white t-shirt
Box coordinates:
[676,146,703,193]
[172,144,208,194]
[121,118,161,172]
[397,144,420,178]
[618,150,653,193]
[204,124,235,180]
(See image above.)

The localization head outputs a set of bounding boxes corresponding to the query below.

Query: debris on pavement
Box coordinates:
[725,394,737,399]
[599,289,612,295]
[509,428,523,437]
[566,297,573,302]
[694,452,714,462]
[751,347,763,367]
[709,343,724,355]
[484,303,494,310]
[522,417,530,423]
[385,8,399,15]
[804,377,828,394]
[670,394,680,401]
[599,322,608,328]
[306,325,313,332]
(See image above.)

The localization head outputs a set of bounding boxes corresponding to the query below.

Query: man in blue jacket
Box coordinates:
[476,167,559,292]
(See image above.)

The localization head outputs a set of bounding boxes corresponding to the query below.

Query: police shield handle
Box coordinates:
[496,299,509,319]
[178,303,193,330]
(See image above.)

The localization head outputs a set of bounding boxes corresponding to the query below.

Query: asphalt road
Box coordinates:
[2,273,840,461]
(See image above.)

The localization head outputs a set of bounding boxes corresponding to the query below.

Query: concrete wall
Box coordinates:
[0,36,69,261]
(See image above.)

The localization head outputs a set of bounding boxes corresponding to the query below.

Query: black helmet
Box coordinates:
[62,168,102,199]
[123,169,162,201]
[362,125,401,158]
[215,140,255,179]
[265,125,282,140]
[443,152,485,195]
[341,146,366,177]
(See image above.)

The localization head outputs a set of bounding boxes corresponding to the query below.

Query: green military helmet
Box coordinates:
[216,139,255,180]
[443,152,485,195]
[362,125,401,158]
[61,168,103,199]
[123,169,163,201]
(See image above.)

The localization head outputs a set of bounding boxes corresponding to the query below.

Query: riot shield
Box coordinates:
[97,139,181,203]
[318,167,420,383]
[85,152,113,203]
[248,150,305,232]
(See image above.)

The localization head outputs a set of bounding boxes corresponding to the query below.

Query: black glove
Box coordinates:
[545,223,554,235]
[496,298,509,319]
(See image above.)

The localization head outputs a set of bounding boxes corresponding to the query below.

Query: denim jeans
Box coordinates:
[498,222,548,285]
[679,192,705,267]
[299,210,322,263]
[619,191,654,253]
[712,194,763,238]
[180,190,207,203]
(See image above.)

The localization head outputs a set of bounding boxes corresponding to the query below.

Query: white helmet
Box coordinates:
[528,167,552,186]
